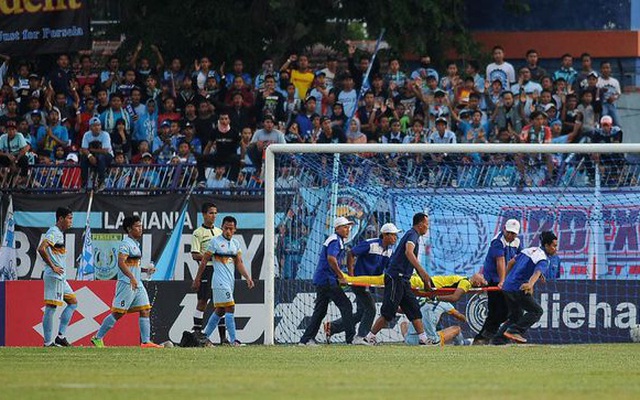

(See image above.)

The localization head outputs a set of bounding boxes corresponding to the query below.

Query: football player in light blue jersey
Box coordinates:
[401,300,468,346]
[194,216,254,346]
[37,207,77,347]
[91,215,162,348]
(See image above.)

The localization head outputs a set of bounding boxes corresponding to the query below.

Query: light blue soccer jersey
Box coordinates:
[42,226,67,281]
[407,301,455,343]
[117,236,143,288]
[206,234,242,290]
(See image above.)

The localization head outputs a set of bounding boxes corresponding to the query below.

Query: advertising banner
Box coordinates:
[2,280,637,345]
[148,281,266,344]
[2,280,265,346]
[0,282,4,346]
[273,280,639,344]
[393,188,640,280]
[6,193,265,282]
[0,0,91,55]
[4,280,138,346]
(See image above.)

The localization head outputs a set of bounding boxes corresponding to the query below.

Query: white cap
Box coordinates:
[380,223,402,234]
[505,219,521,234]
[600,115,613,126]
[66,153,78,162]
[334,216,354,228]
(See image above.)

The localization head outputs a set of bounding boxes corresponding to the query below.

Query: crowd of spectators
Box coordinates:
[0,43,626,190]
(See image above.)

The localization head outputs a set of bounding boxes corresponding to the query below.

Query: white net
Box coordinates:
[265,144,640,345]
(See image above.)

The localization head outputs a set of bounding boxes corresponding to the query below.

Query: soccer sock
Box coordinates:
[204,313,222,338]
[218,318,227,342]
[366,332,376,341]
[193,310,204,331]
[43,306,56,344]
[225,313,236,343]
[96,314,117,339]
[453,332,465,346]
[139,317,151,343]
[418,332,428,343]
[58,303,77,336]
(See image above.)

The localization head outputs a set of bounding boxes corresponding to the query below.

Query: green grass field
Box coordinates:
[1,344,639,400]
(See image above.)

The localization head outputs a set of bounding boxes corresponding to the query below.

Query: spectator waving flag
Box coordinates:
[0,195,17,281]
[77,191,95,280]
[355,29,386,117]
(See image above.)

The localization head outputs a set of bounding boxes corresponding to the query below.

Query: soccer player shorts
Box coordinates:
[44,276,76,307]
[197,266,213,301]
[111,281,151,314]
[380,274,421,321]
[212,284,235,307]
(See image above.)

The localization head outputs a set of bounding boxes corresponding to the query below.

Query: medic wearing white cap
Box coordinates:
[474,218,523,345]
[299,216,355,345]
[324,222,402,344]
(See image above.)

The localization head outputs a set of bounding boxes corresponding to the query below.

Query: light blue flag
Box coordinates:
[77,224,94,280]
[0,196,17,281]
[152,202,187,280]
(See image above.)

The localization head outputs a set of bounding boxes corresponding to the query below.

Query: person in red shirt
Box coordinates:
[60,153,82,189]
[75,55,99,88]
[158,97,181,125]
[520,110,552,143]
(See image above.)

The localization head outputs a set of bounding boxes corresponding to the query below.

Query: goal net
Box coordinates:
[264,143,640,345]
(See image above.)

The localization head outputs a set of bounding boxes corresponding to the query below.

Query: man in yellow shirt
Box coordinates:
[346,272,486,297]
[281,54,315,99]
[190,202,224,341]
[349,273,486,345]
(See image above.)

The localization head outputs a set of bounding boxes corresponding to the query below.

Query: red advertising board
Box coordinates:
[5,281,139,346]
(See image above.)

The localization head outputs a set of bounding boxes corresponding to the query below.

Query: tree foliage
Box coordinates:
[341,0,477,63]
[115,0,479,69]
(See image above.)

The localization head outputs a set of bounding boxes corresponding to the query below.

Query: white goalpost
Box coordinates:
[264,143,640,345]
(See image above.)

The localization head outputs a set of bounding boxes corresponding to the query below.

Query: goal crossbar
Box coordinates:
[267,143,640,155]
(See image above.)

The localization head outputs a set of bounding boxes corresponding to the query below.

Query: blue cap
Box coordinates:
[160,120,171,127]
[89,117,101,125]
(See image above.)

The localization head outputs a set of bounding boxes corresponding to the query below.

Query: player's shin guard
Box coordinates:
[43,306,56,344]
[58,303,77,336]
[96,314,117,339]
[139,317,151,343]
[193,310,204,331]
[204,313,222,338]
[225,313,236,343]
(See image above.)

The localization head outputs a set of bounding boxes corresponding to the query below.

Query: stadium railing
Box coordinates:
[1,153,638,194]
